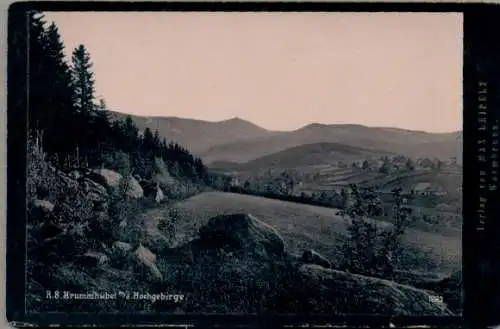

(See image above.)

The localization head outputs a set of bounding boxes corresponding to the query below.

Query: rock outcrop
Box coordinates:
[30,200,55,223]
[300,249,331,268]
[90,168,122,189]
[89,168,144,199]
[133,244,163,281]
[32,199,55,213]
[295,264,454,315]
[79,251,110,267]
[197,213,286,260]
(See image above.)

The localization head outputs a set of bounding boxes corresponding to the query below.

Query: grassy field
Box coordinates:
[162,192,461,277]
[306,169,461,192]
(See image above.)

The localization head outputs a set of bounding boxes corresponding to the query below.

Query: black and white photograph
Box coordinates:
[12,8,465,319]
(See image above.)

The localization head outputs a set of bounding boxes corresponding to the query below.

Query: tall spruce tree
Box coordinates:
[71,44,95,115]
[27,12,49,140]
[41,22,76,165]
[71,44,96,166]
[90,97,112,165]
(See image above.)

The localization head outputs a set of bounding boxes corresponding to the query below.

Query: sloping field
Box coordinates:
[320,172,364,183]
[367,171,461,192]
[318,167,353,175]
[309,170,461,195]
[172,192,461,276]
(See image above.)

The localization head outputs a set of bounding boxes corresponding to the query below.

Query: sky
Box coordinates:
[42,12,463,133]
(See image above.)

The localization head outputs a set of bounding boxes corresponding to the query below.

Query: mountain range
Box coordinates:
[210,142,394,172]
[109,111,462,167]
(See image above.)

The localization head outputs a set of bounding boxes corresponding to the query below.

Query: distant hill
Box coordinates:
[211,142,393,172]
[200,123,462,164]
[109,111,461,165]
[109,111,278,153]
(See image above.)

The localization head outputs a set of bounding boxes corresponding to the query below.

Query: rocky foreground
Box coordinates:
[27,166,460,315]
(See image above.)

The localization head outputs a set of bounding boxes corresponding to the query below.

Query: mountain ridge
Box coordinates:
[111,110,461,135]
[209,142,394,172]
[108,110,462,164]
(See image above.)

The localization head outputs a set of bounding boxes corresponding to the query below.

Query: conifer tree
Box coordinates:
[71,44,96,166]
[40,22,76,165]
[71,44,95,115]
[27,12,49,138]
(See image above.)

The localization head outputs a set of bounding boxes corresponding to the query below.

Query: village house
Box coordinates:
[412,182,447,196]
[413,182,432,196]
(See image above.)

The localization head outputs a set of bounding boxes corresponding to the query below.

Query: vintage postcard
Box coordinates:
[5,2,499,327]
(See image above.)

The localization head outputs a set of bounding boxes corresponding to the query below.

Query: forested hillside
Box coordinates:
[19,11,207,183]
[16,12,218,312]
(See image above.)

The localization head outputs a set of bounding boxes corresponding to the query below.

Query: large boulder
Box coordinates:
[300,249,331,269]
[89,169,122,189]
[29,199,55,223]
[125,176,144,199]
[133,244,163,281]
[87,169,143,199]
[295,264,454,315]
[32,199,55,213]
[197,213,285,260]
[78,251,110,267]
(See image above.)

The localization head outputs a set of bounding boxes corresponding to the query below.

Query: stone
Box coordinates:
[300,249,332,269]
[79,251,110,267]
[133,244,162,281]
[32,199,55,213]
[198,213,286,260]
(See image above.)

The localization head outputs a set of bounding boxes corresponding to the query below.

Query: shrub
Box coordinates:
[101,150,131,174]
[340,185,411,278]
[53,185,94,225]
[27,138,58,202]
[107,186,144,246]
[156,207,182,244]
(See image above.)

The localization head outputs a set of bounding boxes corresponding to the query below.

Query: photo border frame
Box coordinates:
[7,2,498,326]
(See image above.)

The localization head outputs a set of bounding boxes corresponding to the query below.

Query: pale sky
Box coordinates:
[42,12,463,133]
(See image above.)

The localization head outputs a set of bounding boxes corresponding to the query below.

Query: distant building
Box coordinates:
[412,182,447,196]
[413,182,432,195]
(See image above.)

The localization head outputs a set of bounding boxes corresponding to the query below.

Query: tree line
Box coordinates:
[19,12,207,183]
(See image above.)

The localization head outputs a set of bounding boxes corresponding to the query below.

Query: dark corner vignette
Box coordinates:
[464,4,500,326]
